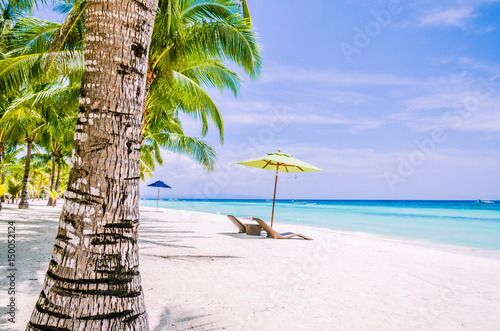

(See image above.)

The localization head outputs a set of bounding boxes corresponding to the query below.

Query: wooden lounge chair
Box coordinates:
[227,215,247,233]
[252,218,312,240]
[227,215,263,235]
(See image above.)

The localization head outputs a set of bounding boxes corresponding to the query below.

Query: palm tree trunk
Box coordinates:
[27,0,158,329]
[53,163,61,206]
[18,138,32,209]
[31,172,36,202]
[47,152,56,206]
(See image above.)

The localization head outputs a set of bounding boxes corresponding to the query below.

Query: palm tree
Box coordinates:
[32,164,50,199]
[36,93,77,205]
[0,183,6,210]
[0,7,81,209]
[1,0,261,175]
[141,94,217,174]
[53,145,71,205]
[28,154,50,200]
[0,87,44,208]
[140,0,261,172]
[20,1,260,329]
[26,0,158,328]
[0,146,22,181]
[6,176,21,203]
[0,10,84,94]
[146,0,261,135]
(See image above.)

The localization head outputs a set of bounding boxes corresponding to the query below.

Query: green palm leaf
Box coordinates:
[172,71,224,140]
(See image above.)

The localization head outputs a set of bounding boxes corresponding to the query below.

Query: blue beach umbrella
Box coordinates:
[147,180,171,211]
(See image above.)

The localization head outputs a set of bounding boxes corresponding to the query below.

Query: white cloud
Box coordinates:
[416,109,500,133]
[260,65,422,86]
[420,7,479,28]
[219,102,385,132]
[140,143,500,199]
[331,90,370,105]
[383,66,500,133]
[391,93,500,132]
[394,1,499,32]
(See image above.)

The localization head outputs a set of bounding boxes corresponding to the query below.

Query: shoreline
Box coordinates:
[2,200,500,330]
[140,200,500,257]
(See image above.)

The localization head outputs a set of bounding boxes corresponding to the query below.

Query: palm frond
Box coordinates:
[9,17,59,55]
[0,49,83,92]
[172,71,224,141]
[179,58,241,95]
[179,0,235,24]
[2,0,43,14]
[148,132,216,172]
[240,0,251,23]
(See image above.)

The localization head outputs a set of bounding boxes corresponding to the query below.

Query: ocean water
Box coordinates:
[139,199,500,250]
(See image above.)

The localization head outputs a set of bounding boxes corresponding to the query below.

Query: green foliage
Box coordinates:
[0,0,262,186]
[0,183,7,196]
[0,14,84,93]
[142,0,262,175]
[6,176,21,198]
[49,188,57,200]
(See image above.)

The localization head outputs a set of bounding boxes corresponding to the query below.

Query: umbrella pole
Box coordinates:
[157,188,159,211]
[271,168,279,227]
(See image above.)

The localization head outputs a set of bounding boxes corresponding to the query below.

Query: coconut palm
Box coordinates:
[0,7,17,182]
[0,8,84,94]
[0,146,22,180]
[28,154,50,200]
[0,5,82,208]
[0,86,45,208]
[21,1,260,328]
[0,128,21,188]
[32,164,50,199]
[1,0,261,174]
[0,75,70,208]
[142,88,217,174]
[138,0,261,175]
[0,4,15,57]
[35,90,77,205]
[0,83,78,207]
[52,144,71,204]
[26,0,158,327]
[6,176,21,203]
[0,183,6,209]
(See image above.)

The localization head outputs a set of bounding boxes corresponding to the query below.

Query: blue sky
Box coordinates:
[36,0,500,200]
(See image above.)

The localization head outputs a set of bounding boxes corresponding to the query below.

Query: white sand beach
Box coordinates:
[2,200,500,330]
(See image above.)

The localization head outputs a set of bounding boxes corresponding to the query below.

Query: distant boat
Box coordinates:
[477,200,495,204]
[292,201,316,205]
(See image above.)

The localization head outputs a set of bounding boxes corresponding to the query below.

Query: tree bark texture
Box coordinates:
[47,153,56,206]
[27,0,158,329]
[18,138,32,209]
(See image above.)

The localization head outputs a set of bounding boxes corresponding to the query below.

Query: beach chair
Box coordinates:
[227,215,263,235]
[252,218,312,240]
[227,215,248,233]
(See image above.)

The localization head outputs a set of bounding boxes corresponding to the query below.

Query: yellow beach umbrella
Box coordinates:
[237,150,322,227]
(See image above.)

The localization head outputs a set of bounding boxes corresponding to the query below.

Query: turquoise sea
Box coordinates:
[139,199,500,250]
